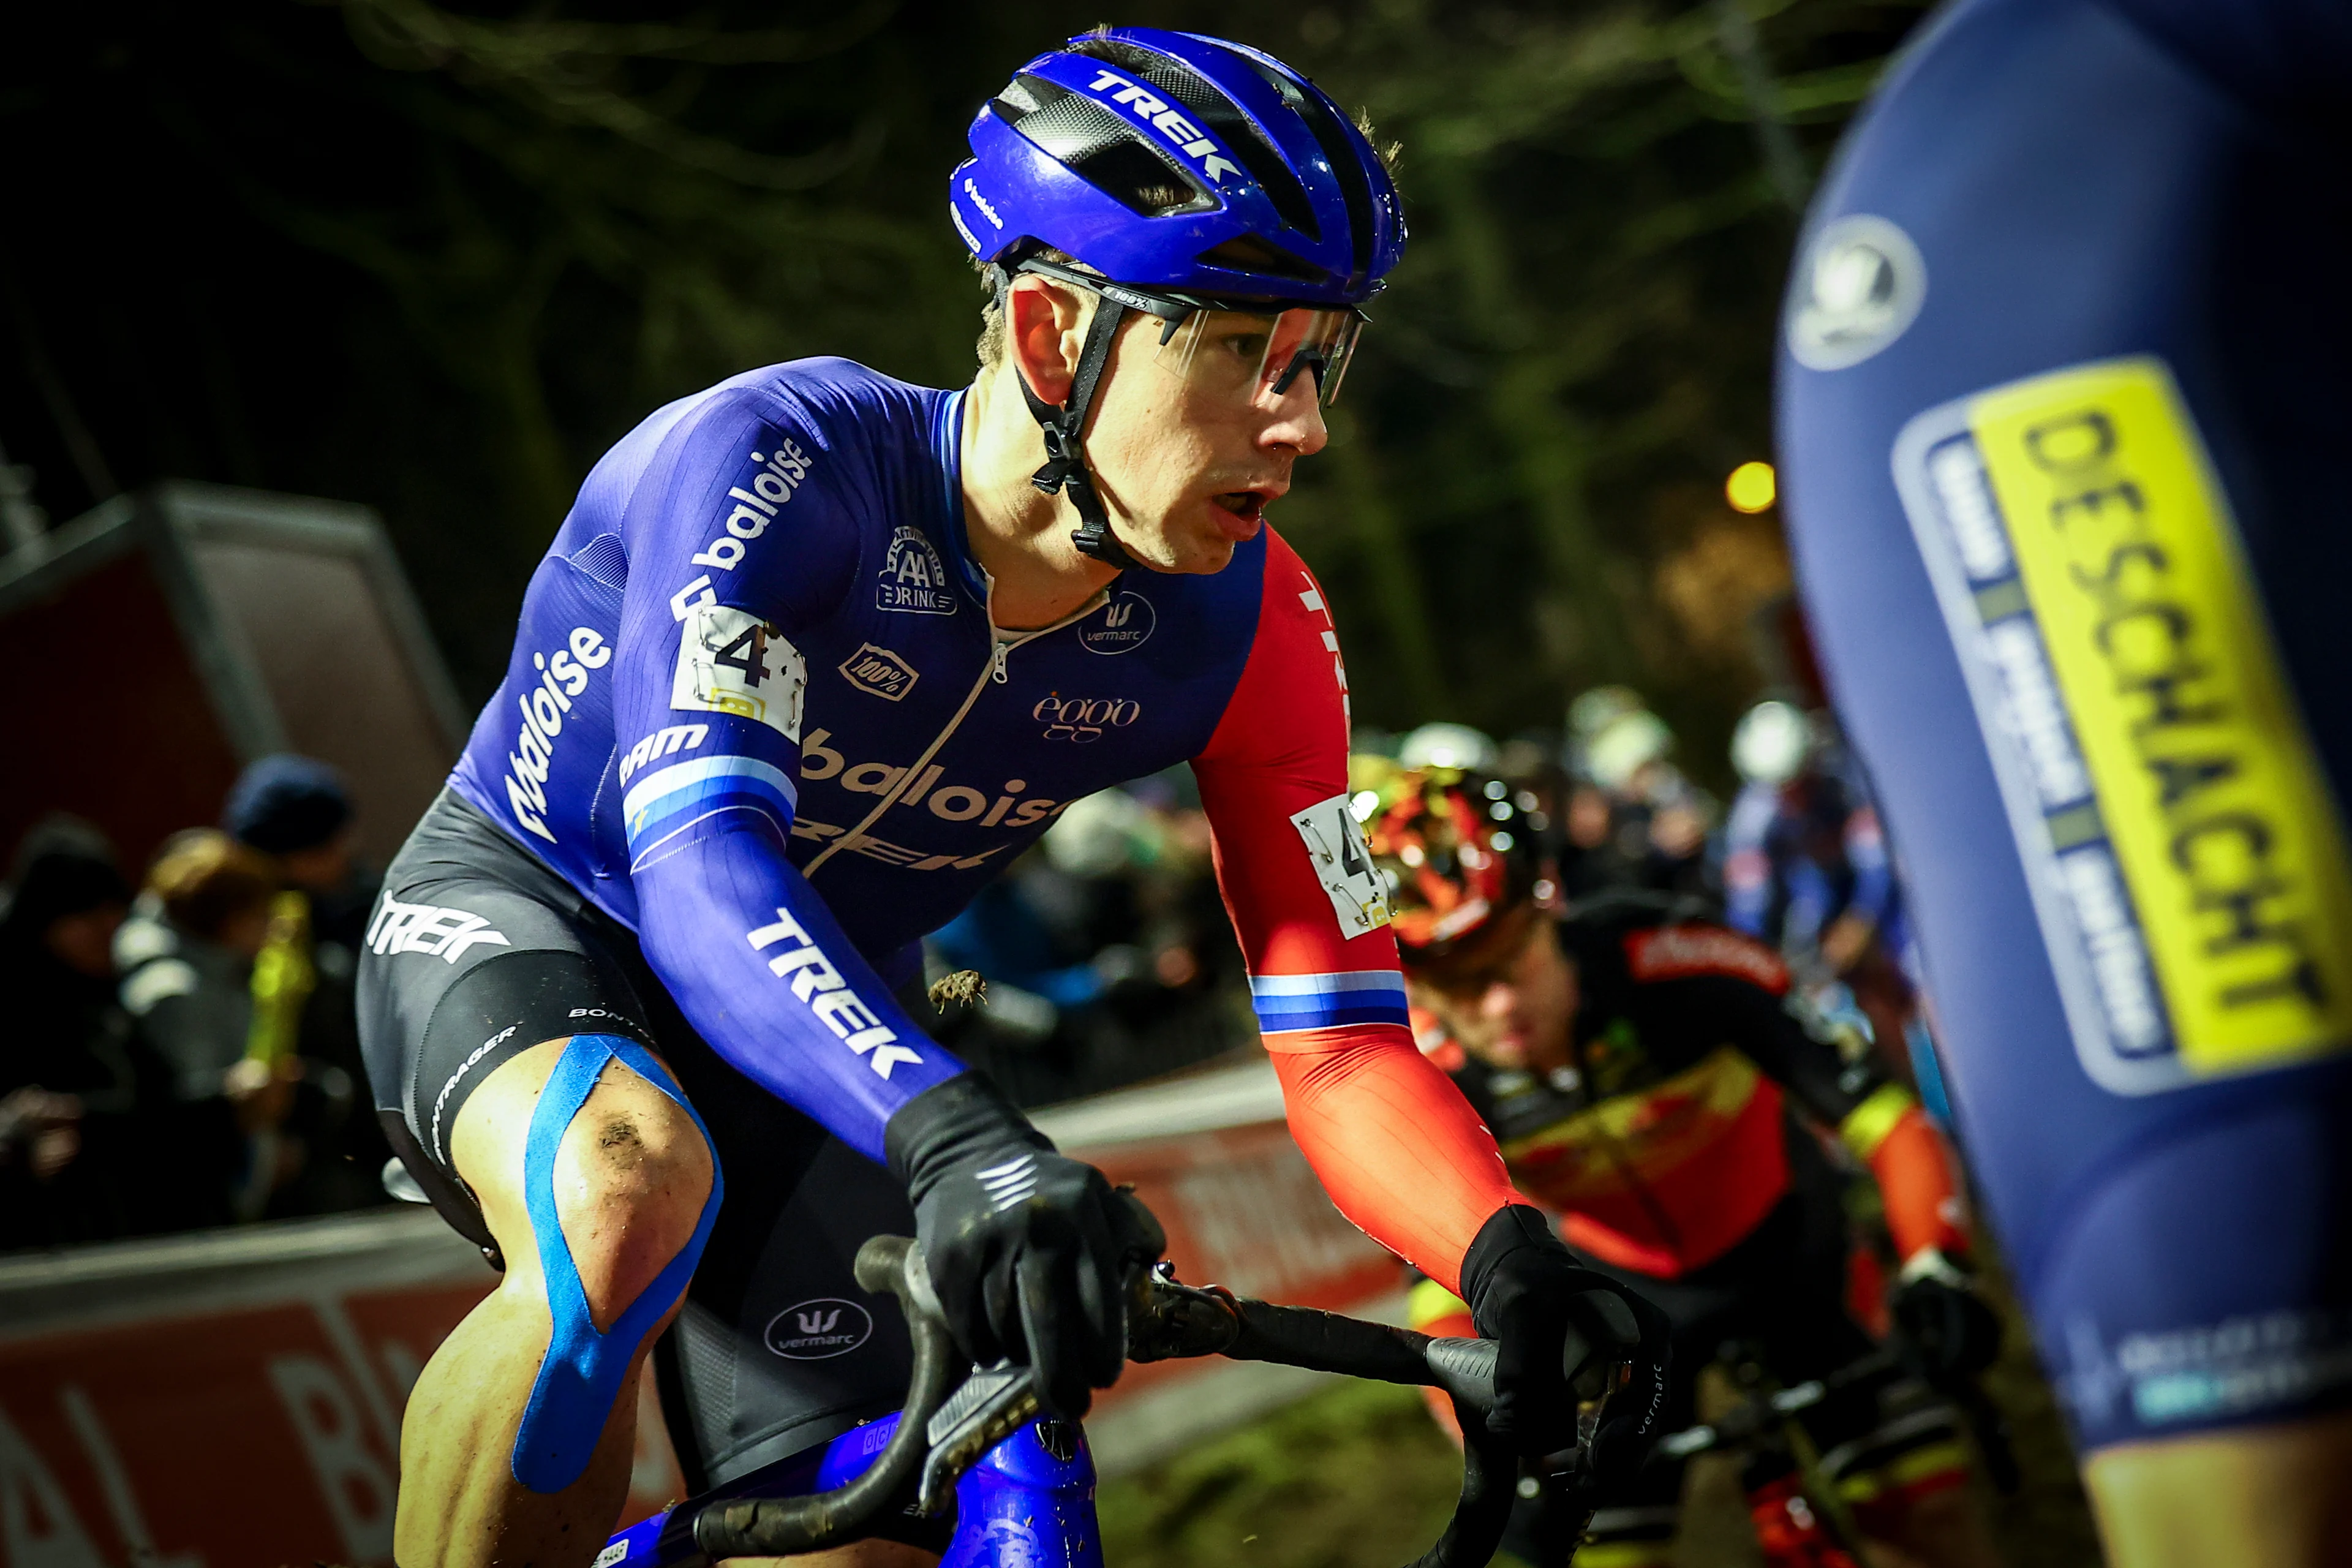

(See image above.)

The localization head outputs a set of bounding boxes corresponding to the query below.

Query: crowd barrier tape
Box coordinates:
[0,1060,1397,1565]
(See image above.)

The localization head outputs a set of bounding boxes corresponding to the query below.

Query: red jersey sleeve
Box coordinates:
[1192,532,1518,1296]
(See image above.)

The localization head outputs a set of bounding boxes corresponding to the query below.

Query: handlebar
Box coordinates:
[693,1238,957,1557]
[691,1240,1634,1568]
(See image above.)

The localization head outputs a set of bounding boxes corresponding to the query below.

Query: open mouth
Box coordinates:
[1211,489,1271,537]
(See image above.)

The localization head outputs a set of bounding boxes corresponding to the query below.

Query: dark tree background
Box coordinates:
[1,0,1926,783]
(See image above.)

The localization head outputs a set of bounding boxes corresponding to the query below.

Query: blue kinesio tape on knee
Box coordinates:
[511,1034,722,1494]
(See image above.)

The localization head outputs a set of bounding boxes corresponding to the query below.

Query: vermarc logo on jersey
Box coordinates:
[1079,590,1154,655]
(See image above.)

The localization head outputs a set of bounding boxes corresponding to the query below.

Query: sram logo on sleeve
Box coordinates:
[1291,791,1392,938]
[673,605,805,741]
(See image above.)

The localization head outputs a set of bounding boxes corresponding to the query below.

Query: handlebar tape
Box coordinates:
[1221,1298,1501,1415]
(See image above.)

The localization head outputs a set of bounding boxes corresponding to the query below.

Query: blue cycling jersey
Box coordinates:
[1779,0,2352,1450]
[446,360,1284,1155]
[431,356,1543,1295]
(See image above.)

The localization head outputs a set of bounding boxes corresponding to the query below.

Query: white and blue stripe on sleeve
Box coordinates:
[1249,970,1411,1034]
[624,754,798,863]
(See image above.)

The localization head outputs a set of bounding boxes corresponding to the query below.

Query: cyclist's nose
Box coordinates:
[1261,378,1327,456]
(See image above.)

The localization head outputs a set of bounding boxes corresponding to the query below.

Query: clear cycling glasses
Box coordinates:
[1020,258,1368,411]
[1148,304,1365,410]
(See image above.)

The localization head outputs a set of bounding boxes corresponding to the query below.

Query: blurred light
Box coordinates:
[1726,460,1777,513]
[1349,790,1379,822]
[1490,830,1515,852]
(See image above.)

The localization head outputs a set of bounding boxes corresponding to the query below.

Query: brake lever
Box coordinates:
[918,1360,1041,1515]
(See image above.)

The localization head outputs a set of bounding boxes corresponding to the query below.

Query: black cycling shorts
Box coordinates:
[357,789,921,1488]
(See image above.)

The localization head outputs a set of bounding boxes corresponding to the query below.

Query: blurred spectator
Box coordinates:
[925,774,1248,1106]
[1560,688,1718,901]
[224,753,377,948]
[1722,699,1934,1098]
[1397,722,1499,774]
[222,752,389,1208]
[116,829,368,1221]
[0,818,231,1249]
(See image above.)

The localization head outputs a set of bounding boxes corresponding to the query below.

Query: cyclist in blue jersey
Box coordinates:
[1778,0,2352,1561]
[361,27,1648,1566]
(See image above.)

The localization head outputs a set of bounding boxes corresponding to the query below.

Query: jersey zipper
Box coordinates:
[803,576,1109,876]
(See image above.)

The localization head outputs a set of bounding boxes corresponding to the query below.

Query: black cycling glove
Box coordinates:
[1890,1251,2001,1382]
[886,1074,1164,1420]
[1461,1204,1665,1458]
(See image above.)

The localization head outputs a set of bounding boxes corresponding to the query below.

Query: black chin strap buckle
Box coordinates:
[1015,288,1140,573]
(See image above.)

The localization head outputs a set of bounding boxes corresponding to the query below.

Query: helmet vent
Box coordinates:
[1243,59,1378,284]
[1195,234,1328,288]
[993,78,1046,117]
[1008,87,1212,217]
[1072,37,1322,244]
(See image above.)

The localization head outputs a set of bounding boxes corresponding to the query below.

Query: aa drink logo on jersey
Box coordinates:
[878,526,958,614]
[1896,356,2352,1095]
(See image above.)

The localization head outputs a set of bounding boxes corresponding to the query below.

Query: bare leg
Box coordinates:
[393,1037,712,1568]
[2082,1409,2352,1568]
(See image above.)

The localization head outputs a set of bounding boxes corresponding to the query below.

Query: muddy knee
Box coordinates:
[552,1069,716,1325]
[512,1034,723,1494]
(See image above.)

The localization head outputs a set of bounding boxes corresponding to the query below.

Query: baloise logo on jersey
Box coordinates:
[878,527,959,615]
[505,627,614,844]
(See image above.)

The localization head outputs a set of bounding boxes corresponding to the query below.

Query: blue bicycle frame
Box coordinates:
[601,1411,1101,1568]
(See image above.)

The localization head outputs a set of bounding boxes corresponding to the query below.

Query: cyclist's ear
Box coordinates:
[1005,275,1088,405]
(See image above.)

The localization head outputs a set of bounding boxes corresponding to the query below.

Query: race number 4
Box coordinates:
[1291,792,1392,938]
[673,604,806,741]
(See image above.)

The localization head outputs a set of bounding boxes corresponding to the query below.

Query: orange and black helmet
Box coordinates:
[1354,760,1541,972]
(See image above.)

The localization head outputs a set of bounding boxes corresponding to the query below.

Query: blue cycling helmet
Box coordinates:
[952,29,1404,569]
[952,28,1405,306]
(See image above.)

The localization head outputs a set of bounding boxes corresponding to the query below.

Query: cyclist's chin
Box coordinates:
[1117,513,1243,575]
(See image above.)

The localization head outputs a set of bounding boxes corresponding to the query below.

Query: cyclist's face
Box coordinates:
[1409,919,1579,1073]
[1021,282,1329,574]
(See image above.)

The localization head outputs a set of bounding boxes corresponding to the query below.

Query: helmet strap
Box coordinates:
[1015,290,1139,572]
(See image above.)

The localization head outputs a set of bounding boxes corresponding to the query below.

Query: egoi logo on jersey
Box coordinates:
[878,527,957,615]
[1035,694,1141,744]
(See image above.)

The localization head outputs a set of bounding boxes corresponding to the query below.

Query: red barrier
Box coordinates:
[0,1064,1394,1565]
